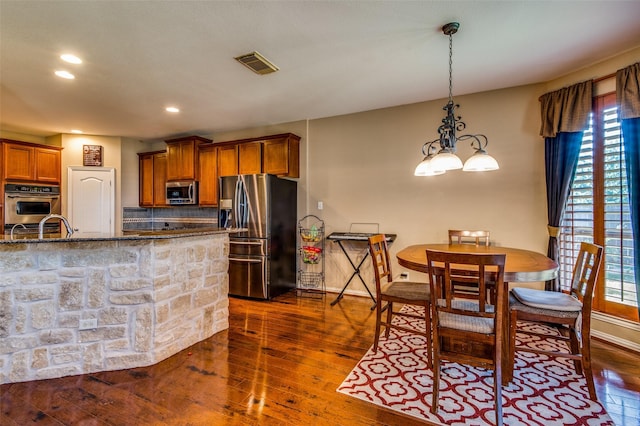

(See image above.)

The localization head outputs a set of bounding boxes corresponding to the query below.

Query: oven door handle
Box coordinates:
[229,257,263,263]
[230,240,263,246]
[6,194,60,199]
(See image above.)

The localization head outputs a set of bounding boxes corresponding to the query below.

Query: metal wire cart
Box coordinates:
[297,215,325,297]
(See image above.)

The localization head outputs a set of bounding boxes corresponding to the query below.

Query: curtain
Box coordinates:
[540,80,592,291]
[617,63,640,312]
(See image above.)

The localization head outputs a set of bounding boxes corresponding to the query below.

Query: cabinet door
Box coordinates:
[3,143,34,181]
[166,140,197,181]
[197,146,218,206]
[165,143,182,181]
[238,141,262,175]
[153,152,167,206]
[263,135,300,178]
[34,148,61,183]
[217,144,239,177]
[139,154,154,206]
[178,141,196,179]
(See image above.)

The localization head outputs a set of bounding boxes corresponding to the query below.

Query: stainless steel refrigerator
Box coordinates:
[219,174,297,299]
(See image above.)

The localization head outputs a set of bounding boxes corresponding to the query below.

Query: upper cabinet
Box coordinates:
[138,150,167,207]
[197,145,218,206]
[1,139,62,184]
[238,141,262,175]
[165,136,212,181]
[217,144,239,177]
[137,133,299,208]
[263,135,300,177]
[216,133,300,178]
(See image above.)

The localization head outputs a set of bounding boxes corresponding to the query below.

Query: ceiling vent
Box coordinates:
[234,51,279,75]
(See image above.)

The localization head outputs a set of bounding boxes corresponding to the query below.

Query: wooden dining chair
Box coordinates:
[425,249,506,426]
[508,241,603,400]
[368,234,432,367]
[448,229,490,246]
[448,229,495,303]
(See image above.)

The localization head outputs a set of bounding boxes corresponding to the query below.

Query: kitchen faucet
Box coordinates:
[10,223,27,240]
[39,214,74,239]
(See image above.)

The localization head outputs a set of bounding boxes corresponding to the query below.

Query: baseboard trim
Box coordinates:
[591,311,640,353]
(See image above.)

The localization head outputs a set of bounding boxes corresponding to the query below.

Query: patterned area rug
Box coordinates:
[337,305,613,425]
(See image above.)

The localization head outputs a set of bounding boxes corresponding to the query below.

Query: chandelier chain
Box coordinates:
[448,32,453,104]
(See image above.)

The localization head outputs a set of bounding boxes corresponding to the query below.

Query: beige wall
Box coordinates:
[57,134,123,232]
[304,83,548,294]
[544,46,640,94]
[0,130,48,145]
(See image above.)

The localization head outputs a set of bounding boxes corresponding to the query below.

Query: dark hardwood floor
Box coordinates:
[1,292,639,425]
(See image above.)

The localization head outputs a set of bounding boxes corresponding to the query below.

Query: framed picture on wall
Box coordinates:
[83,145,103,166]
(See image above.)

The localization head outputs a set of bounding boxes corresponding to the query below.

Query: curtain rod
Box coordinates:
[538,72,616,101]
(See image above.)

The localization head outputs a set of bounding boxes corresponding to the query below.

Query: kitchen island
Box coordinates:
[0,228,235,384]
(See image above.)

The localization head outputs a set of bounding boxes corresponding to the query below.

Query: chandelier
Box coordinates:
[414,22,499,176]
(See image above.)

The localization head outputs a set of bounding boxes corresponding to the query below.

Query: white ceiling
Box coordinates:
[1,1,639,142]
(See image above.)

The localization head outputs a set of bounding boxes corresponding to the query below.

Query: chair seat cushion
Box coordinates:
[509,293,581,320]
[512,287,582,312]
[382,281,430,300]
[437,299,495,334]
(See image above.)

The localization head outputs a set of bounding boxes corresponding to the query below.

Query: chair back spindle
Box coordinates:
[448,229,490,246]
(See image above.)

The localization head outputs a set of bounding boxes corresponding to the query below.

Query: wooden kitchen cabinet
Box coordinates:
[263,135,300,177]
[197,145,218,206]
[138,150,167,207]
[217,144,239,177]
[1,140,62,183]
[214,133,300,178]
[165,136,212,181]
[238,141,262,174]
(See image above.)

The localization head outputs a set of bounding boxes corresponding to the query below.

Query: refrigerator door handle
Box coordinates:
[234,179,242,229]
[230,240,263,246]
[240,179,249,228]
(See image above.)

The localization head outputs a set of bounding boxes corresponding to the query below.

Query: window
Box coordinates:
[559,92,638,322]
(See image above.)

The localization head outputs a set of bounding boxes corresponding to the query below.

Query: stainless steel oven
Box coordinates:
[4,184,61,232]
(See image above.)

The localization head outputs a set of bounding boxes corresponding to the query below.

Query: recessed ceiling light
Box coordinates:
[166,107,180,113]
[70,129,83,134]
[61,54,82,64]
[55,70,75,79]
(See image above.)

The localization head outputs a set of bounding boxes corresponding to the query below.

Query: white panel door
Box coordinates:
[68,167,115,236]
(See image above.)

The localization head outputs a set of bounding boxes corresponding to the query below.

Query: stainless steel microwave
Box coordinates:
[166,181,198,205]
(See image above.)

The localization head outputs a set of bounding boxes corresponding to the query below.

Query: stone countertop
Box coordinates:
[0,227,245,244]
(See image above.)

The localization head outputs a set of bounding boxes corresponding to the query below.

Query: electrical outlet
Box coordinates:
[399,272,409,280]
[79,318,98,330]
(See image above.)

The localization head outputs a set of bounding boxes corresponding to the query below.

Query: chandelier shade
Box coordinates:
[462,150,500,172]
[414,22,499,177]
[430,149,463,171]
[414,141,446,176]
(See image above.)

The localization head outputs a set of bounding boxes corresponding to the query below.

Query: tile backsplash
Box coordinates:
[123,207,217,230]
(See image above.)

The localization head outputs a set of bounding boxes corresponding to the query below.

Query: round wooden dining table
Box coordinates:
[396,243,559,283]
[396,243,559,384]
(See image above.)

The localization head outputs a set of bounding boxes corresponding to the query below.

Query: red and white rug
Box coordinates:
[337,305,613,425]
